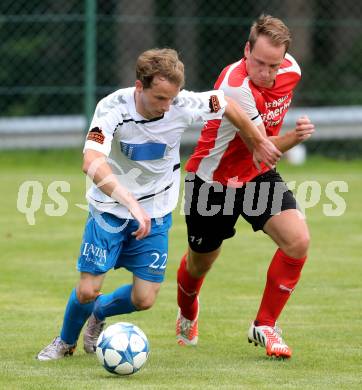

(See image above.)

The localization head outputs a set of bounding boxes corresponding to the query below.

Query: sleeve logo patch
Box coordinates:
[87,127,105,144]
[209,95,221,113]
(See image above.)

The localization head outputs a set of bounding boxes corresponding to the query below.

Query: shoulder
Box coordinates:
[217,60,254,95]
[97,87,133,106]
[173,89,224,109]
[279,53,301,77]
[216,60,256,105]
[273,53,301,91]
[172,89,227,122]
[95,87,134,118]
[215,60,248,89]
[171,90,197,110]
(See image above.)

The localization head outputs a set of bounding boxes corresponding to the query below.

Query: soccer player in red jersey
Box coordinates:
[176,15,315,358]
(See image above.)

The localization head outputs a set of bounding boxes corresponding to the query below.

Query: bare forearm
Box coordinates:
[83,150,136,208]
[269,131,299,153]
[270,115,315,152]
[224,96,264,150]
[82,149,151,239]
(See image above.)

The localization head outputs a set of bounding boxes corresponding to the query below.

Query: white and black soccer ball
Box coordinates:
[96,322,149,375]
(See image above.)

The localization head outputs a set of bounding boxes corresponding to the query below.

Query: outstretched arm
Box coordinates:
[83,149,151,240]
[223,96,282,169]
[270,115,315,152]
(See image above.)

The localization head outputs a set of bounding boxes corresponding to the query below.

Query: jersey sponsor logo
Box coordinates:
[87,127,105,144]
[209,95,221,113]
[120,141,166,161]
[260,95,292,129]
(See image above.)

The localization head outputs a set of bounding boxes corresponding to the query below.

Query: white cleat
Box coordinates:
[83,313,106,353]
[37,336,76,361]
[248,322,292,358]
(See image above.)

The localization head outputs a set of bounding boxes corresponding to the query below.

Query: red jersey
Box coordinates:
[186,53,301,186]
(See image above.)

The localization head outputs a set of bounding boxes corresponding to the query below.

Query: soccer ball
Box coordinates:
[95,322,149,375]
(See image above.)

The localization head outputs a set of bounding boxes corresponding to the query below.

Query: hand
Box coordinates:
[253,137,282,170]
[128,200,151,240]
[295,115,315,142]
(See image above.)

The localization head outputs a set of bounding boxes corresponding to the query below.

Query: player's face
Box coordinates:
[135,76,180,119]
[244,35,285,88]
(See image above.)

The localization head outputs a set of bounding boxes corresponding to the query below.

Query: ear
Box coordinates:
[135,79,143,92]
[244,41,250,58]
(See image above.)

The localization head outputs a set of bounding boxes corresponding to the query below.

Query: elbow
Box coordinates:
[82,153,93,174]
[82,150,105,176]
[82,158,89,174]
[223,96,233,116]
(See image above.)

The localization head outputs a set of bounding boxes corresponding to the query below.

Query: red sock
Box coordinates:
[177,253,205,320]
[255,248,307,327]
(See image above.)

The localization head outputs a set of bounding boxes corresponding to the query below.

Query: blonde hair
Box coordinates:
[248,14,291,53]
[136,48,185,89]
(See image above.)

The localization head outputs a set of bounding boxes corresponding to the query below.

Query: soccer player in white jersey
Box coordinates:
[176,16,315,358]
[37,48,281,360]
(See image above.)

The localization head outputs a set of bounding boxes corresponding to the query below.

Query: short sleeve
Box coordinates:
[174,89,227,123]
[83,98,121,156]
[237,84,263,126]
[219,79,262,127]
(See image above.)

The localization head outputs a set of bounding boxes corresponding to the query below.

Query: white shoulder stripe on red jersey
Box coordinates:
[278,53,301,76]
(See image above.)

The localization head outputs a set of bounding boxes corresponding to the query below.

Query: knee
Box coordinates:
[187,251,219,278]
[77,285,99,304]
[133,295,156,311]
[285,231,310,258]
[132,286,160,311]
[189,260,212,276]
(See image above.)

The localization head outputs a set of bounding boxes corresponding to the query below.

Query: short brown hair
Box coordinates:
[136,48,185,89]
[248,14,291,53]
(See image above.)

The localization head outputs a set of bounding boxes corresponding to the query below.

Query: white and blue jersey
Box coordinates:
[84,87,227,219]
[79,87,226,281]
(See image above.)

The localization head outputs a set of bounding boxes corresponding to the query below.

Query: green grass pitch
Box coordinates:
[0,149,361,389]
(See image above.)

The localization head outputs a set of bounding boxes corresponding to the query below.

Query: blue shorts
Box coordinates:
[77,209,172,283]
